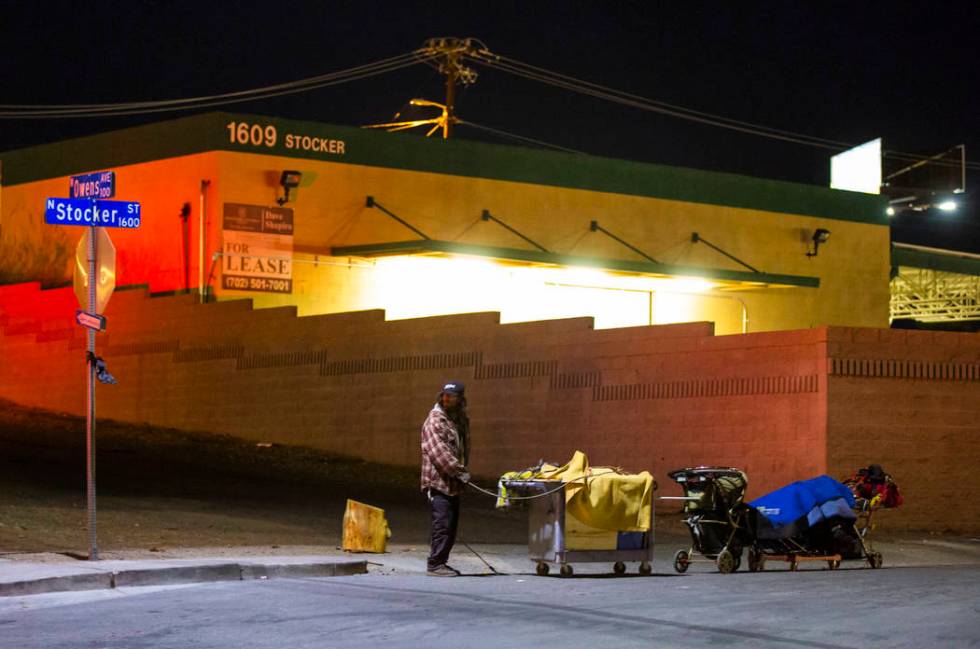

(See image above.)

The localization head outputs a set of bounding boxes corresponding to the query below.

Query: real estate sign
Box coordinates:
[222,203,294,294]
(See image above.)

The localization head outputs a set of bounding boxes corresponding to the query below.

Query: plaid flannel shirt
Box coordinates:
[420,403,469,496]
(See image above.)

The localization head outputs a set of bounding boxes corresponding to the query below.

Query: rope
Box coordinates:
[456,533,504,575]
[465,471,622,501]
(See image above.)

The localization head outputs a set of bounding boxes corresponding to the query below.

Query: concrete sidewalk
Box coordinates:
[3,534,978,598]
[0,554,367,597]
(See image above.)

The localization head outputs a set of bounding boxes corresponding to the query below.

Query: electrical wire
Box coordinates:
[0,52,423,115]
[456,119,586,154]
[470,53,980,172]
[0,52,433,119]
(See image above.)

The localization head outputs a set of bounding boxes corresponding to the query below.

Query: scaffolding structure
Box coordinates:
[891,267,980,322]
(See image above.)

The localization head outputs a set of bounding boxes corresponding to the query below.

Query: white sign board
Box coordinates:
[221,204,294,293]
[830,138,882,195]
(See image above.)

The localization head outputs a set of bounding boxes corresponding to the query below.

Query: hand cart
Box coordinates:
[502,479,654,577]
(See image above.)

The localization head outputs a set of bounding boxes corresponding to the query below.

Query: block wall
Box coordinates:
[3,283,977,531]
[825,327,980,533]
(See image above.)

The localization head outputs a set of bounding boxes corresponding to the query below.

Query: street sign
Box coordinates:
[75,310,107,332]
[70,171,116,199]
[45,197,141,229]
[73,228,116,314]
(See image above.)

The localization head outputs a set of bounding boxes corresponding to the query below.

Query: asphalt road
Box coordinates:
[2,562,978,649]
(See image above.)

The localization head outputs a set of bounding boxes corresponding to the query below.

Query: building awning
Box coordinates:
[892,242,980,277]
[330,239,820,289]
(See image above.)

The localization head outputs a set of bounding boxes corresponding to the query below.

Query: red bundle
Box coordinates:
[843,464,903,509]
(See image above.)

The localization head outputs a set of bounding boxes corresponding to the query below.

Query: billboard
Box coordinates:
[830,138,882,195]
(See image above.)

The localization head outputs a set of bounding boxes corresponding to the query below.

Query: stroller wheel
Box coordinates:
[747,549,763,572]
[868,552,883,569]
[673,549,690,574]
[828,559,841,570]
[717,549,736,574]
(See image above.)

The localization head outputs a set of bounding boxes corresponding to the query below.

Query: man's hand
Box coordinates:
[458,471,471,484]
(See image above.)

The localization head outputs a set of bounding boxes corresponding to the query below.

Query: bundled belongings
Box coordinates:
[668,468,900,573]
[841,464,902,561]
[498,451,656,577]
[497,450,655,533]
[666,466,752,574]
[745,474,886,571]
[843,464,903,510]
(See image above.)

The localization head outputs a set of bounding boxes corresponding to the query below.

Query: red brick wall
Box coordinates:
[3,283,977,531]
[826,327,980,533]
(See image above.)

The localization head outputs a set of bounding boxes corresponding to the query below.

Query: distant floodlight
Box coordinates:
[936,200,957,212]
[886,206,896,217]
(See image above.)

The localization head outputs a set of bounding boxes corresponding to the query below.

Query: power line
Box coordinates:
[467,52,980,172]
[0,52,431,119]
[456,119,586,154]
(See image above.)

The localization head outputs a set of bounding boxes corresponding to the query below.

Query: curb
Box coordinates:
[0,559,367,598]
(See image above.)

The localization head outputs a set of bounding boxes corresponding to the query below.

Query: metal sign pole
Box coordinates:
[47,173,133,561]
[86,218,98,560]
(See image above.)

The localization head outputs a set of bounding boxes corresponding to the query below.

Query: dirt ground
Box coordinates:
[0,399,526,556]
[2,399,948,561]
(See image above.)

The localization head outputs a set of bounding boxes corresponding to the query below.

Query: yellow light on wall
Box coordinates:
[332,253,737,331]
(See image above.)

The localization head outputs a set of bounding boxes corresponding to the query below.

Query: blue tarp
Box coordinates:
[749,475,856,530]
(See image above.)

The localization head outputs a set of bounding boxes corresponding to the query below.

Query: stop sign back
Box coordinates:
[73,227,116,314]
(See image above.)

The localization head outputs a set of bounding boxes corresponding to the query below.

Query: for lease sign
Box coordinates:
[221,203,293,294]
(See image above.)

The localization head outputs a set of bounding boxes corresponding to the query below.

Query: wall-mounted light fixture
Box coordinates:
[806,228,831,258]
[277,170,302,206]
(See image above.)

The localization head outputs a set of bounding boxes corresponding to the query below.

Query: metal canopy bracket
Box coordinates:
[481,209,549,252]
[691,232,761,274]
[590,220,661,265]
[365,196,431,240]
[330,239,819,288]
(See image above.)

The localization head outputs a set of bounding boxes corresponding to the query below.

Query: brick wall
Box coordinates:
[2,283,977,531]
[826,327,980,532]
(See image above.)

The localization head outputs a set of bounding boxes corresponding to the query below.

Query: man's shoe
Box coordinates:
[426,565,458,577]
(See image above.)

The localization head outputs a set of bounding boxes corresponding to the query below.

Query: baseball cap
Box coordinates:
[441,381,465,396]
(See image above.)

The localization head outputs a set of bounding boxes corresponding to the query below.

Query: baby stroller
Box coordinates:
[745,474,884,571]
[666,467,751,574]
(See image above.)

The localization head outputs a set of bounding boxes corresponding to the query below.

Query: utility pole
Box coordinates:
[365,38,490,138]
[417,37,484,138]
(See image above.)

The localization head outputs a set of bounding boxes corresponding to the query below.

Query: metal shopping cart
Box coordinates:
[502,479,654,577]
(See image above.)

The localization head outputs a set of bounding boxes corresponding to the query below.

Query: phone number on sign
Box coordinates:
[222,275,293,294]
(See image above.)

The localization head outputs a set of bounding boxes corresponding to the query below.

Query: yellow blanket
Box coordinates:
[501,451,655,532]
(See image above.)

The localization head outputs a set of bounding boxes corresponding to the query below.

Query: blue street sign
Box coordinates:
[69,171,116,199]
[45,197,141,228]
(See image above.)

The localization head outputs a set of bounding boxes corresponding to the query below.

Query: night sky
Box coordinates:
[2,1,978,251]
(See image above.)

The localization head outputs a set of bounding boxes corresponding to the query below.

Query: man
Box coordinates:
[420,381,471,577]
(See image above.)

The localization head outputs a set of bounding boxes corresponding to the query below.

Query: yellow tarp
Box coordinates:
[506,451,655,532]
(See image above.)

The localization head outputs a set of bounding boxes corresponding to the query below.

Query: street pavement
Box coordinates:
[1,540,979,649]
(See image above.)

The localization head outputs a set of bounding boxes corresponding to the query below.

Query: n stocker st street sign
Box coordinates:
[45,197,141,228]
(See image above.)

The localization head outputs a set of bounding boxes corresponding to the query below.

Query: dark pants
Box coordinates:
[427,489,460,570]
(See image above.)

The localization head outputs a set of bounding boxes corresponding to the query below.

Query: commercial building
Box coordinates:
[1,114,977,531]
